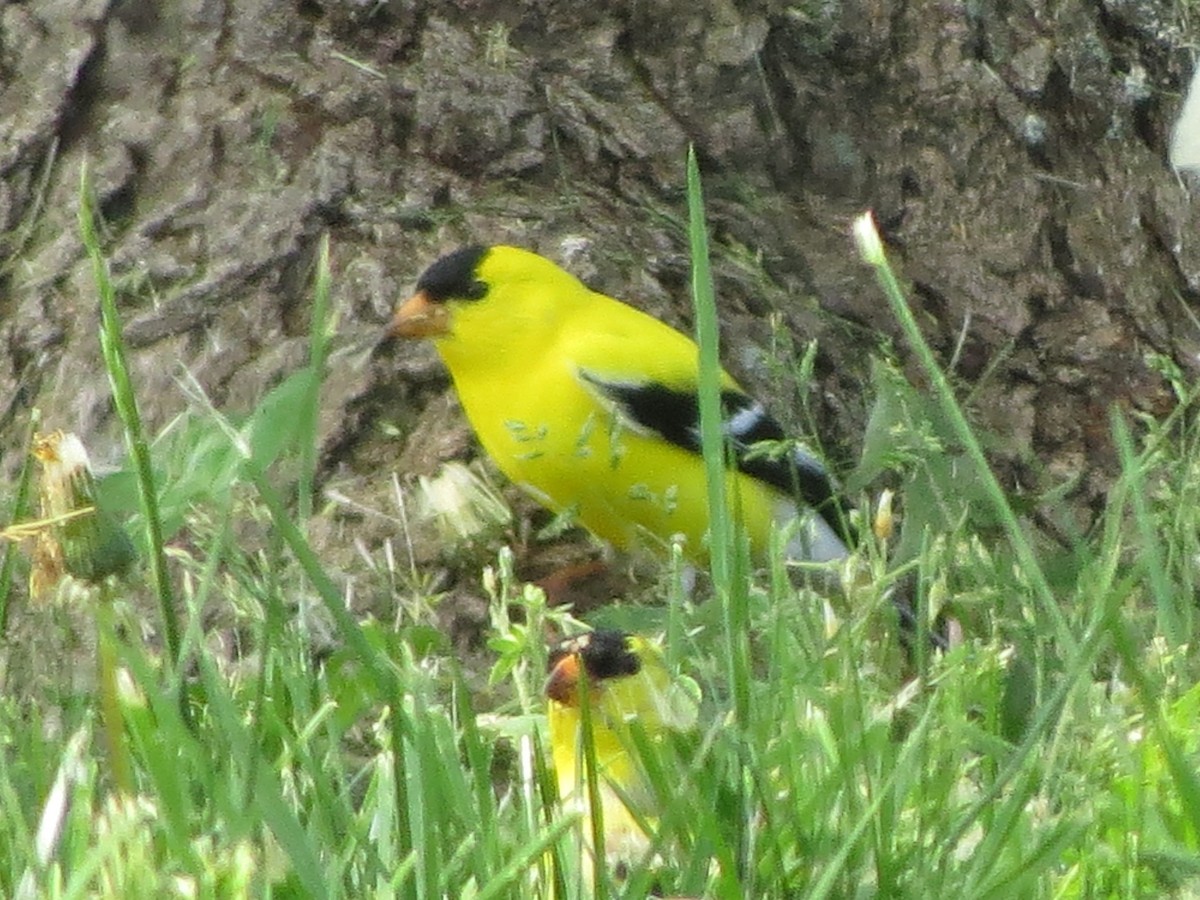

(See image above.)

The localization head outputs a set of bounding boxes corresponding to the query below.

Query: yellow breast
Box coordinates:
[547,698,651,861]
[440,348,782,560]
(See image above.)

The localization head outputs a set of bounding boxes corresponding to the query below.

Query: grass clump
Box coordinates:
[0,165,1198,899]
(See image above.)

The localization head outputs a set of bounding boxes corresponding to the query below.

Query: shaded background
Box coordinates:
[2,0,1198,638]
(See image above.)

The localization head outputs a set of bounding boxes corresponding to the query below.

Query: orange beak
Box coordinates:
[388,290,451,339]
[546,652,582,706]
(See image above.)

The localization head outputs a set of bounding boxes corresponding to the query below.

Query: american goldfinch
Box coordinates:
[545,630,697,864]
[388,244,856,566]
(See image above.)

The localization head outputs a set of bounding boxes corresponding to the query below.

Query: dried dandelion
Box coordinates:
[417,461,512,544]
[2,429,138,794]
[27,430,135,593]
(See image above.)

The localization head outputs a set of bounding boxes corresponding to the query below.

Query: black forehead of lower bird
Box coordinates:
[580,630,641,680]
[417,245,489,302]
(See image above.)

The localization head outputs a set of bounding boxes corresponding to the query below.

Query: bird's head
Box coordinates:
[388,245,585,365]
[546,630,697,733]
[546,630,643,708]
[388,245,488,339]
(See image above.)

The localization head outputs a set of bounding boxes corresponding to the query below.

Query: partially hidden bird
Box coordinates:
[545,629,697,866]
[387,244,857,568]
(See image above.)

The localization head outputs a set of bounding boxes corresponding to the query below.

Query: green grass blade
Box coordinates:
[0,409,40,636]
[476,814,580,900]
[77,164,182,666]
[686,147,730,596]
[247,468,415,891]
[298,233,333,523]
[686,146,751,728]
[576,668,609,900]
[854,213,1075,659]
[196,653,331,899]
[1111,409,1187,645]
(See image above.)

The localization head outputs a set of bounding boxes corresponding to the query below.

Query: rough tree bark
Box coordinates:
[1,0,1197,632]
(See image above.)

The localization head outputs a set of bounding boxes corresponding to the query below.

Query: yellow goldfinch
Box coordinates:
[545,630,697,865]
[388,244,856,566]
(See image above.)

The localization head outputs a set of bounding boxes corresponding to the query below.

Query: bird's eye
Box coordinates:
[462,278,487,301]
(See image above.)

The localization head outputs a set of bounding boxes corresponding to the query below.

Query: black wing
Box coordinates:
[578,371,857,548]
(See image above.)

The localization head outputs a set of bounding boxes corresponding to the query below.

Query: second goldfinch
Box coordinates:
[546,630,697,863]
[388,244,856,565]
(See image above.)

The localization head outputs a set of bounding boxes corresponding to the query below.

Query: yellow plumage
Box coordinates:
[544,630,697,866]
[388,244,853,565]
